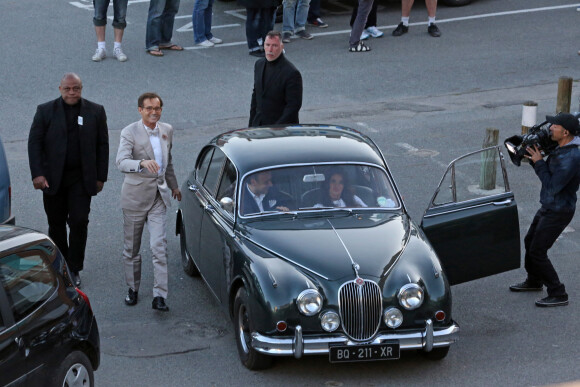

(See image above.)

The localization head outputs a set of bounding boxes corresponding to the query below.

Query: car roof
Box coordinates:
[0,225,51,252]
[208,125,387,174]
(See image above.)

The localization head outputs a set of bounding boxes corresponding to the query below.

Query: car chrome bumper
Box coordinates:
[251,319,460,358]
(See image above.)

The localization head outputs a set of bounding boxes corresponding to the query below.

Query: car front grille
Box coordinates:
[338,279,382,341]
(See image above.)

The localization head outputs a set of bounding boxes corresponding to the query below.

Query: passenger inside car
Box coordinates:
[313,168,368,208]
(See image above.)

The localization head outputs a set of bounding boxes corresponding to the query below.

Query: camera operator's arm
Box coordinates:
[528,145,577,197]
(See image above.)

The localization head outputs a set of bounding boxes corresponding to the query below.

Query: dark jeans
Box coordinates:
[43,181,92,273]
[245,7,276,51]
[93,0,128,29]
[350,0,377,28]
[146,0,181,50]
[307,0,320,21]
[524,208,573,297]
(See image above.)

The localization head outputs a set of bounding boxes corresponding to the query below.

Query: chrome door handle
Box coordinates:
[492,199,512,206]
[188,184,198,192]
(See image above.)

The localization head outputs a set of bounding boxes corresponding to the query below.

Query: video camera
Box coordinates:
[504,112,580,166]
[504,121,556,166]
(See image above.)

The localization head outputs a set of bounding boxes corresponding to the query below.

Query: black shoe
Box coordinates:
[392,22,409,37]
[249,49,265,58]
[125,288,138,306]
[427,23,441,37]
[72,271,81,287]
[152,296,169,312]
[509,280,543,292]
[535,295,568,307]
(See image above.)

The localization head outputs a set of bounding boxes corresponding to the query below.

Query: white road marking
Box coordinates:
[395,143,419,152]
[177,22,241,33]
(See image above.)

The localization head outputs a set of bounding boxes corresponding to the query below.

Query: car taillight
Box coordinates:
[76,288,92,312]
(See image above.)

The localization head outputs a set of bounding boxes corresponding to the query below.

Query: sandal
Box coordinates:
[147,49,164,57]
[349,42,371,52]
[159,44,184,51]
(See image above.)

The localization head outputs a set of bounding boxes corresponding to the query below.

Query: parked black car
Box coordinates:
[0,225,99,386]
[177,125,520,369]
[0,136,14,225]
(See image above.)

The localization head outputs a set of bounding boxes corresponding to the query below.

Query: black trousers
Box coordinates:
[43,180,92,273]
[524,208,573,297]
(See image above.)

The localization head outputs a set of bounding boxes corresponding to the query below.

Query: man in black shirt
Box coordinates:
[28,73,109,287]
[249,31,303,127]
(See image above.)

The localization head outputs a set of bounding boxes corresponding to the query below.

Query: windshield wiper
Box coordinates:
[244,210,298,219]
[296,207,353,218]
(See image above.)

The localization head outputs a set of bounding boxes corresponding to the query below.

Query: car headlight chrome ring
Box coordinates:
[383,307,403,328]
[296,289,323,316]
[320,311,340,332]
[398,283,424,310]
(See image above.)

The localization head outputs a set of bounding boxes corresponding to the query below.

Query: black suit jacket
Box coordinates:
[28,97,109,196]
[241,185,291,215]
[249,54,303,127]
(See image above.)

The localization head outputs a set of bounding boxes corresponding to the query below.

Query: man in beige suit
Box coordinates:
[116,92,181,312]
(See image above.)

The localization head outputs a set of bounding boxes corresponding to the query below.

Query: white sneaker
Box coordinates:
[113,47,128,62]
[360,30,370,40]
[92,47,106,62]
[209,37,222,44]
[366,26,384,38]
[198,40,214,47]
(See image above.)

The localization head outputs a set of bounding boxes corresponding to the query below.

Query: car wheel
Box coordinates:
[420,346,450,360]
[441,0,472,6]
[180,221,200,277]
[233,287,273,370]
[51,351,94,387]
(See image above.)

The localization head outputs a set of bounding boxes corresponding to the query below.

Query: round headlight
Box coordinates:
[296,289,323,316]
[383,307,403,328]
[320,311,340,332]
[398,283,424,310]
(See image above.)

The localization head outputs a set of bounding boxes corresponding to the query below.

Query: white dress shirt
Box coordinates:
[142,121,163,175]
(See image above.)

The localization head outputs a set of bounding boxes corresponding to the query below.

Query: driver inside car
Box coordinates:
[241,171,291,215]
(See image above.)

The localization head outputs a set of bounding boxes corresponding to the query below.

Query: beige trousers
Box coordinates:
[122,192,168,298]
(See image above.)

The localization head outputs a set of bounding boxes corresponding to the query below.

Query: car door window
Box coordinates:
[431,147,507,206]
[0,251,56,322]
[203,149,226,196]
[217,160,237,214]
[196,147,214,185]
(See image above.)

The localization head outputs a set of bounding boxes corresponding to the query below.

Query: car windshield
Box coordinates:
[239,164,399,217]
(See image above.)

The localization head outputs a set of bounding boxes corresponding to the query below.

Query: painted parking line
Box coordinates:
[177,22,241,33]
[184,3,580,49]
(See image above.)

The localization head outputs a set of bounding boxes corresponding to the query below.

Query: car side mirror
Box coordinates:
[220,197,234,213]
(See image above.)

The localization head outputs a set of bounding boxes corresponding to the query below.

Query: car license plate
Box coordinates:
[329,342,400,363]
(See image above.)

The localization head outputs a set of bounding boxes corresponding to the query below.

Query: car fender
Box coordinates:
[382,222,452,325]
[229,237,320,333]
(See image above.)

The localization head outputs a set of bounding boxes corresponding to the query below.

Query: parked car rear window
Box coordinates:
[0,251,57,322]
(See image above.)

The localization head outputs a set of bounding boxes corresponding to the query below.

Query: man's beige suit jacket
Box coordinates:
[116,121,178,211]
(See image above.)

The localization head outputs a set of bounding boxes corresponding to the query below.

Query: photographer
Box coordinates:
[510,113,580,307]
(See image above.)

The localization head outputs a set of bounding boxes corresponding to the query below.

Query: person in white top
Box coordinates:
[316,169,367,208]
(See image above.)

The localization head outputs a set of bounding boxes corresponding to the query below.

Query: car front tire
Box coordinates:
[420,346,450,360]
[233,287,273,370]
[180,221,200,277]
[51,350,94,387]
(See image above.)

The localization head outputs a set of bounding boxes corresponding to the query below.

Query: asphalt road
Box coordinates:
[1,0,580,385]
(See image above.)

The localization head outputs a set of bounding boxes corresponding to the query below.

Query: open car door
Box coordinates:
[420,146,520,286]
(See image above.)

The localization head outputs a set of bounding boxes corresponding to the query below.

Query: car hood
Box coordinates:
[238,212,412,281]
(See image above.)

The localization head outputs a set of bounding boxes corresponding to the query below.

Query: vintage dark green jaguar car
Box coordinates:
[176,125,520,369]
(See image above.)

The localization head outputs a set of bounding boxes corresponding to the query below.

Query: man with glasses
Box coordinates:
[28,73,109,288]
[116,92,181,312]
